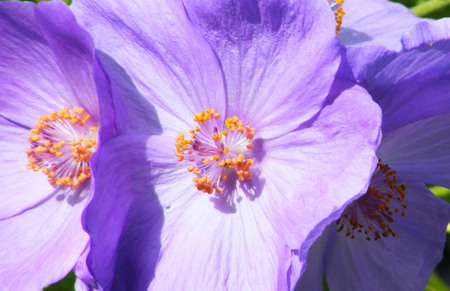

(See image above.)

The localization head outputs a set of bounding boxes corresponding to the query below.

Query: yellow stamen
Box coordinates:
[175,109,256,195]
[26,107,98,189]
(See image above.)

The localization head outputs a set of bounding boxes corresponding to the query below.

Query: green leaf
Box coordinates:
[410,0,450,17]
[322,273,330,291]
[43,272,76,291]
[429,186,450,203]
[428,186,450,233]
[392,0,450,18]
[425,273,450,291]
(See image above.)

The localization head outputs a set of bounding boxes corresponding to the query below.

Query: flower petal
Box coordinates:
[294,229,328,291]
[84,135,165,290]
[89,133,302,289]
[0,2,66,127]
[0,116,54,219]
[0,1,99,127]
[339,0,425,51]
[35,1,100,121]
[94,51,163,136]
[0,188,90,290]
[87,79,380,288]
[378,113,450,188]
[183,0,341,138]
[260,80,381,269]
[71,0,227,132]
[402,18,450,50]
[74,245,100,291]
[348,35,450,132]
[321,183,450,290]
[150,196,293,290]
[345,45,395,86]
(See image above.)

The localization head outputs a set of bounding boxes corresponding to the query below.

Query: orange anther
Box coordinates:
[176,109,256,195]
[26,106,98,189]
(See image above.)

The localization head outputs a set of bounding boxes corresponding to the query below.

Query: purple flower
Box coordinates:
[72,0,382,289]
[297,19,450,290]
[0,1,113,289]
[333,0,427,50]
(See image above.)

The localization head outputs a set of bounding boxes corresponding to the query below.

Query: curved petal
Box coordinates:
[339,0,426,51]
[377,113,450,188]
[94,51,163,136]
[345,45,396,86]
[322,183,450,290]
[71,0,227,133]
[35,1,100,121]
[295,229,329,291]
[354,38,450,132]
[402,18,450,50]
[0,1,99,127]
[92,55,118,144]
[87,79,380,288]
[74,245,101,291]
[0,116,54,219]
[183,0,341,139]
[150,195,292,290]
[0,2,66,127]
[260,80,381,267]
[0,189,90,290]
[84,135,165,290]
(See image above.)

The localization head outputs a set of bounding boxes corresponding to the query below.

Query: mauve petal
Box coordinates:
[260,80,381,268]
[75,279,97,291]
[87,83,380,288]
[0,1,99,127]
[85,135,165,290]
[90,133,306,289]
[183,0,341,139]
[150,196,293,290]
[354,40,450,132]
[377,113,450,188]
[402,18,450,49]
[92,55,117,144]
[322,183,450,290]
[94,51,163,136]
[0,1,67,127]
[71,0,226,132]
[0,116,54,219]
[0,188,90,290]
[106,134,193,211]
[74,245,100,290]
[295,229,329,291]
[134,81,381,290]
[287,250,302,290]
[345,45,395,85]
[339,0,425,51]
[35,1,99,121]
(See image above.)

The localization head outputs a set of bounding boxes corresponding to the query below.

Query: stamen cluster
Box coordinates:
[328,0,345,36]
[26,107,98,189]
[175,109,255,195]
[336,161,408,241]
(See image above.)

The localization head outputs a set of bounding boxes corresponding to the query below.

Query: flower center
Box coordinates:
[328,0,345,36]
[336,161,408,241]
[26,107,98,189]
[175,109,255,195]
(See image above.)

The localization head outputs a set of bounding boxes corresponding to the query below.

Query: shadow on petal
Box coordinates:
[86,53,164,289]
